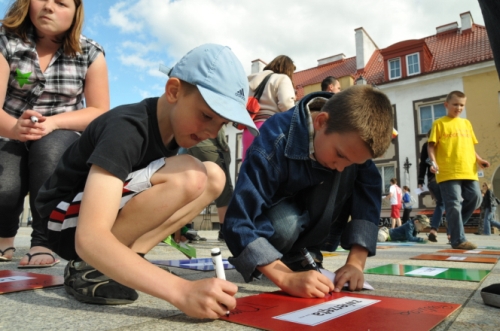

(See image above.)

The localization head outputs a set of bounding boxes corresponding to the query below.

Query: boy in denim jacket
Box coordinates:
[223,86,393,298]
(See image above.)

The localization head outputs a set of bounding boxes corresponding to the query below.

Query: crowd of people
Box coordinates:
[1,0,500,319]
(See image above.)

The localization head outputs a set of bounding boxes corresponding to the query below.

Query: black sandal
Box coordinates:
[18,252,60,268]
[0,247,15,261]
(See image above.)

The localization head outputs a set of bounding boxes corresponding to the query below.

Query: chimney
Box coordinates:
[317,53,345,66]
[251,59,266,74]
[355,27,378,70]
[460,11,473,32]
[436,22,458,34]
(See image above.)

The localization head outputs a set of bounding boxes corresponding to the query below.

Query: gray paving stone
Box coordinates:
[1,227,500,330]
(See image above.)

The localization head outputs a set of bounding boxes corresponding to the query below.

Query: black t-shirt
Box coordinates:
[36,97,179,218]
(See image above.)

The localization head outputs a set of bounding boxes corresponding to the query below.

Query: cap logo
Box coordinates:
[235,88,245,101]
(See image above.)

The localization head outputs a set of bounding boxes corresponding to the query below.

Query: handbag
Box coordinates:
[234,73,273,130]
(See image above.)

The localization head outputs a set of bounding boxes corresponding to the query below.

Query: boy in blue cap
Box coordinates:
[36,44,257,318]
[223,87,394,298]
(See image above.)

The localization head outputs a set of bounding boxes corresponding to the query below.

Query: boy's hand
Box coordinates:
[280,270,334,298]
[478,159,490,169]
[175,278,237,319]
[333,263,364,292]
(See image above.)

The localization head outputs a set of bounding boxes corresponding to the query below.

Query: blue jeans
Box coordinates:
[428,180,445,231]
[439,180,481,247]
[483,206,500,235]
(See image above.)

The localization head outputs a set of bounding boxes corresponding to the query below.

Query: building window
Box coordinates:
[377,164,395,194]
[406,53,420,75]
[388,58,401,80]
[419,103,446,134]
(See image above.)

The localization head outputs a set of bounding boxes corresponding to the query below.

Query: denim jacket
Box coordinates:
[388,221,423,242]
[223,91,382,282]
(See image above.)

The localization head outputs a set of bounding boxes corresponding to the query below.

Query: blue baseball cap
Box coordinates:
[159,44,259,137]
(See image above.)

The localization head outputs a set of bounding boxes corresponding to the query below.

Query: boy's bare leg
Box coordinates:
[129,161,225,253]
[74,156,235,317]
[110,157,224,250]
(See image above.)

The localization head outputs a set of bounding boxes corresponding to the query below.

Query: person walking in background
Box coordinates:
[401,186,413,224]
[418,130,446,242]
[428,91,489,250]
[320,76,341,93]
[242,55,296,161]
[186,126,234,242]
[385,178,402,228]
[0,0,109,267]
[480,182,500,235]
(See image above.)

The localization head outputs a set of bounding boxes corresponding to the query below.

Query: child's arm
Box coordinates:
[76,165,237,319]
[405,223,425,243]
[39,53,110,134]
[257,260,334,298]
[333,245,368,292]
[476,152,490,168]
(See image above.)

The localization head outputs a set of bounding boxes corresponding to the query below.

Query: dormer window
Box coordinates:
[388,58,401,80]
[407,53,420,75]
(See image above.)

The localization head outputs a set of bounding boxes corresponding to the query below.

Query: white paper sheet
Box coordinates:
[415,187,428,196]
[404,267,448,276]
[0,276,35,283]
[320,268,374,290]
[464,250,482,254]
[273,296,380,326]
[446,256,466,261]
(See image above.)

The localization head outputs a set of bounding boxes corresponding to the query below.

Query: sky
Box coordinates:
[0,0,486,108]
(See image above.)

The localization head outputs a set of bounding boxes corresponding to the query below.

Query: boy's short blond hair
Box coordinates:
[446,90,466,102]
[322,85,393,158]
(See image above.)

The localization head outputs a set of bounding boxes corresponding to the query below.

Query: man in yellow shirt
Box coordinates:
[427,91,489,250]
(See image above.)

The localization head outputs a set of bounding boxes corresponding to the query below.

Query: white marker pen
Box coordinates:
[30,116,38,123]
[211,247,229,317]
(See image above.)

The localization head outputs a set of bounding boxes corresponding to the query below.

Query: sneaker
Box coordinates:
[452,241,477,250]
[218,230,225,242]
[64,260,138,305]
[184,229,207,242]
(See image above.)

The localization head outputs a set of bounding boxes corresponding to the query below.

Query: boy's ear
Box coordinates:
[313,112,329,131]
[165,78,181,103]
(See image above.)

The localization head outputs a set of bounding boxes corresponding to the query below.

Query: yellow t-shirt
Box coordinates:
[428,116,478,183]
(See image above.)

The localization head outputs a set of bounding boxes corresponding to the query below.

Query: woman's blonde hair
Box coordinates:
[263,55,295,81]
[1,0,84,56]
[482,182,491,192]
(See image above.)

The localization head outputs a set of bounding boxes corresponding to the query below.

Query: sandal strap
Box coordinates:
[0,247,16,255]
[25,252,56,263]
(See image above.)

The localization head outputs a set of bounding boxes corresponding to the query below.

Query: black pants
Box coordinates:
[402,208,412,224]
[0,130,79,247]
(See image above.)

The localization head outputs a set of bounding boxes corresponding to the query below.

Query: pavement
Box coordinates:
[1,227,500,331]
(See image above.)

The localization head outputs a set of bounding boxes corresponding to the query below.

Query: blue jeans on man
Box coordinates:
[439,180,481,247]
[428,180,448,235]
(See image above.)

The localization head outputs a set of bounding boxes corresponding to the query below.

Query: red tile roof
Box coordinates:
[293,24,493,99]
